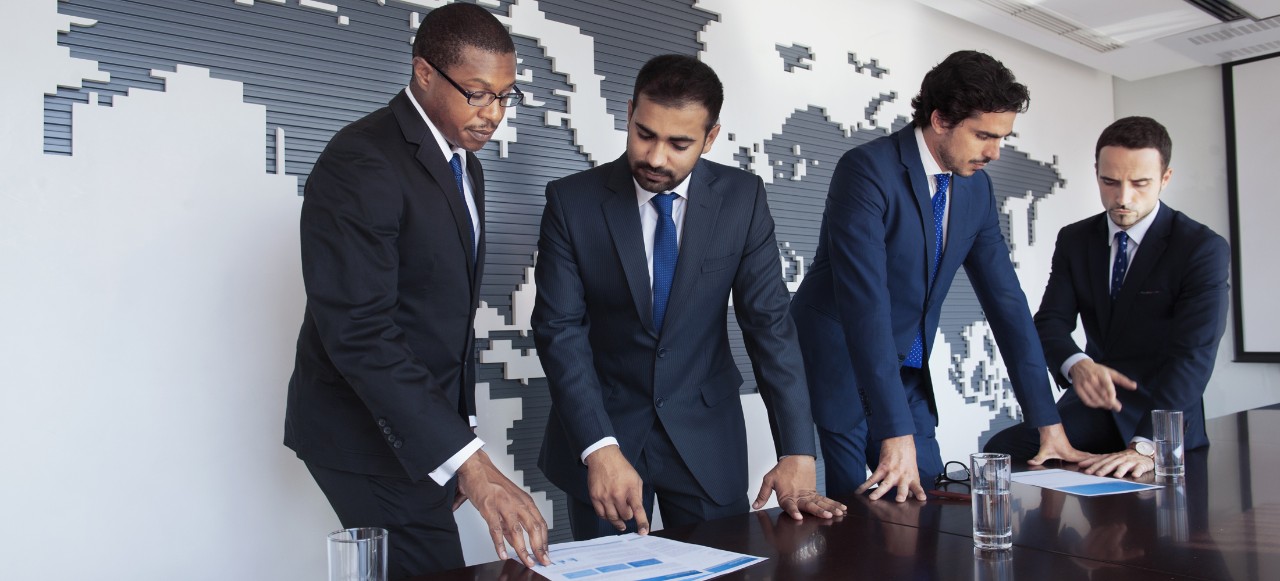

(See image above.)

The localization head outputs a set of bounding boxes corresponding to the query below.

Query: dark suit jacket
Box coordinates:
[285,90,483,482]
[791,127,1060,439]
[532,155,816,506]
[1034,203,1229,449]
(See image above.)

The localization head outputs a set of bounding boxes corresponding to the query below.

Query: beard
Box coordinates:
[937,142,990,177]
[630,161,679,193]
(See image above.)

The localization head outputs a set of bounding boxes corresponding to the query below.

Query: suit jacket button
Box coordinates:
[382,427,392,435]
[377,418,388,427]
[655,397,665,408]
[386,434,395,443]
[657,348,668,358]
[393,440,403,449]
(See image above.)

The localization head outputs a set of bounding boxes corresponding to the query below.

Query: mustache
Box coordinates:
[633,163,674,178]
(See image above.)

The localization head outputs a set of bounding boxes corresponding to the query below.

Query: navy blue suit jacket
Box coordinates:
[1034,204,1229,450]
[532,155,815,506]
[285,90,481,482]
[791,127,1060,439]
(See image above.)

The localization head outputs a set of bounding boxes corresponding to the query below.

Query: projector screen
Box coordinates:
[1224,52,1280,362]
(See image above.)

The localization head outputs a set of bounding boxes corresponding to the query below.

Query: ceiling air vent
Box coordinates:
[978,0,1124,52]
[1183,0,1250,22]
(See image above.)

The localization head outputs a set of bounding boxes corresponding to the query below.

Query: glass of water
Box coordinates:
[970,453,1012,550]
[328,527,388,581]
[1152,410,1185,477]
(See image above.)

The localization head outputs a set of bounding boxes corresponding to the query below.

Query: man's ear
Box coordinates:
[701,123,721,155]
[411,57,432,88]
[930,109,949,134]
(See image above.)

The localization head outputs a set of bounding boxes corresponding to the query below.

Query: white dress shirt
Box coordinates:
[914,126,952,250]
[406,85,481,252]
[578,171,695,463]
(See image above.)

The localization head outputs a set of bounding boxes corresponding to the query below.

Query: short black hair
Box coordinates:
[1095,116,1173,171]
[632,54,724,133]
[911,50,1029,129]
[413,3,514,70]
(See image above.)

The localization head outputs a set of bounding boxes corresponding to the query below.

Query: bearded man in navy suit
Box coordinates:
[984,116,1229,478]
[533,54,844,541]
[790,51,1088,503]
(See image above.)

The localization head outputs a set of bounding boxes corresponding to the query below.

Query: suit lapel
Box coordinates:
[466,150,485,291]
[1106,207,1172,340]
[897,128,938,289]
[600,158,657,336]
[663,160,723,334]
[935,175,976,287]
[391,90,479,285]
[1088,216,1113,333]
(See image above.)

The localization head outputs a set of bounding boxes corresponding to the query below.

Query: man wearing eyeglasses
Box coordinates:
[284,4,549,577]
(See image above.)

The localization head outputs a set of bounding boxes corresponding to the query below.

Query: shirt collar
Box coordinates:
[914,126,948,179]
[1108,201,1161,247]
[634,169,695,207]
[405,86,467,164]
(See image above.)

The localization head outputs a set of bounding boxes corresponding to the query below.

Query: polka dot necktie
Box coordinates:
[651,192,679,333]
[904,173,950,368]
[1111,231,1129,301]
[449,153,475,264]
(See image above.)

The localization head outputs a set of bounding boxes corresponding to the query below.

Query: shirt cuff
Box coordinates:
[1061,353,1092,382]
[581,437,619,464]
[429,437,484,486]
[469,415,478,428]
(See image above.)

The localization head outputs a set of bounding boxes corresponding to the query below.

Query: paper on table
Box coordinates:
[1011,469,1162,496]
[525,533,765,581]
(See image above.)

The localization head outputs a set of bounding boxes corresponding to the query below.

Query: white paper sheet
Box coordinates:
[1011,468,1162,496]
[524,533,766,581]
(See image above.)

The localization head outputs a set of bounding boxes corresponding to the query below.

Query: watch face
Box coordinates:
[1135,442,1155,457]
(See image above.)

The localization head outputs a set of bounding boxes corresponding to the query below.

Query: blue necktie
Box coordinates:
[449,153,475,263]
[904,173,950,368]
[1111,231,1129,301]
[651,192,679,333]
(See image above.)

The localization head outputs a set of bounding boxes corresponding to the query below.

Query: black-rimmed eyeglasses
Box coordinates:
[935,460,971,487]
[427,60,524,108]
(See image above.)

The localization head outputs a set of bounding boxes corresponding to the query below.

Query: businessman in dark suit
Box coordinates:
[790,51,1087,503]
[284,5,549,577]
[532,54,844,541]
[984,117,1229,478]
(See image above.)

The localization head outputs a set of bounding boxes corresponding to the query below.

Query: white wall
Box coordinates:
[0,1,1140,579]
[1115,67,1280,417]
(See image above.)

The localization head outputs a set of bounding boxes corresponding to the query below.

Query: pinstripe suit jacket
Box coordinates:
[532,155,815,505]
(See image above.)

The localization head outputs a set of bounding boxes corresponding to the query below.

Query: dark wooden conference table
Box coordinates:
[412,409,1280,580]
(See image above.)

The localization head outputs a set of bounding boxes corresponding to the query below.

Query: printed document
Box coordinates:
[1012,469,1162,496]
[524,532,765,580]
